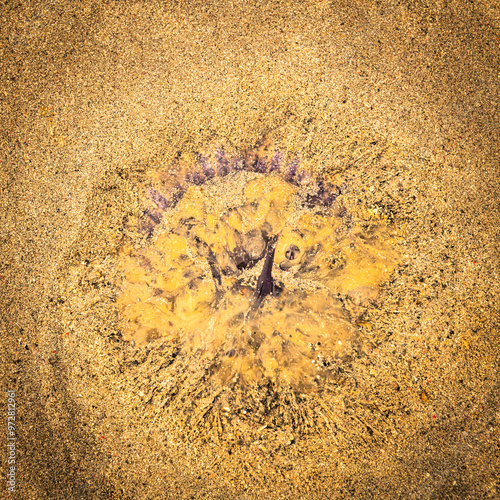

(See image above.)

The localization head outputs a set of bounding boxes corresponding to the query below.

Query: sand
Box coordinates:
[1,1,499,499]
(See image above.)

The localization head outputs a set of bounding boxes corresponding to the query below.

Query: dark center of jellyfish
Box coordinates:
[251,234,282,311]
[190,222,283,311]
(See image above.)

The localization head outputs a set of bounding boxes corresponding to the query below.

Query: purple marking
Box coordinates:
[254,158,267,173]
[321,193,337,207]
[296,171,310,185]
[139,220,156,238]
[316,179,326,196]
[304,194,322,208]
[148,188,169,211]
[148,148,346,215]
[203,165,215,178]
[218,164,230,176]
[144,209,162,224]
[186,171,205,185]
[216,148,230,176]
[168,188,184,207]
[243,156,256,172]
[269,152,283,173]
[284,158,299,181]
[196,153,215,179]
[230,155,245,171]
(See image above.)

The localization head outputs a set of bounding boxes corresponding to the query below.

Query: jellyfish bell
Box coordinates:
[117,156,400,397]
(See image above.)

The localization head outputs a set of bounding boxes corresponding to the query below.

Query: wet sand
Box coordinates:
[1,1,499,499]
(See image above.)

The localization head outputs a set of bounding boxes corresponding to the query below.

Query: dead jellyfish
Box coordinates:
[117,148,400,393]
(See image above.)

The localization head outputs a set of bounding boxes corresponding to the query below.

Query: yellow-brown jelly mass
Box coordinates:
[117,172,400,389]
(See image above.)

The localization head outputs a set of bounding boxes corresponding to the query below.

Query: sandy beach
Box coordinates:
[1,1,499,498]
